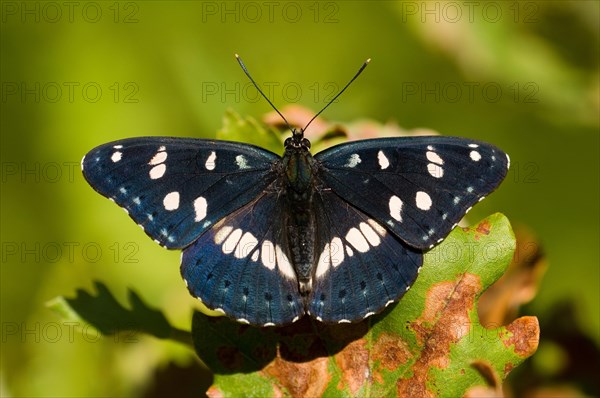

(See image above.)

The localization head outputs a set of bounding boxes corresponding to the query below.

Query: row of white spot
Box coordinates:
[148,146,168,179]
[206,151,251,171]
[345,144,484,176]
[388,190,433,223]
[162,191,208,222]
[213,225,296,279]
[315,219,387,278]
[426,147,444,178]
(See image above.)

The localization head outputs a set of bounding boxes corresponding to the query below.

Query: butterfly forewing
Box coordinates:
[308,191,422,323]
[82,137,279,249]
[315,137,509,250]
[181,191,304,326]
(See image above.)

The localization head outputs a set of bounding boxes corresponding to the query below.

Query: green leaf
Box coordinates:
[216,109,283,154]
[48,281,192,348]
[191,214,540,397]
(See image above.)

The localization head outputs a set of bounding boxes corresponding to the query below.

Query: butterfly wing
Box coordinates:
[308,191,422,323]
[181,191,304,326]
[82,137,279,249]
[314,136,509,249]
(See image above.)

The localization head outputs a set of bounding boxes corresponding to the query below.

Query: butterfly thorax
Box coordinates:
[281,138,318,296]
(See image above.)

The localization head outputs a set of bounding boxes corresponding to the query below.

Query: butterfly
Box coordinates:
[82,56,509,326]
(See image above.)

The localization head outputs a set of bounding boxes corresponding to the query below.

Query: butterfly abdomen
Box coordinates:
[281,147,319,296]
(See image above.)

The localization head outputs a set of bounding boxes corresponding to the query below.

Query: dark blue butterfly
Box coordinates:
[82,58,509,326]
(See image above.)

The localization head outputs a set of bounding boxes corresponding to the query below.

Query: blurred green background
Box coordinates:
[1,1,598,396]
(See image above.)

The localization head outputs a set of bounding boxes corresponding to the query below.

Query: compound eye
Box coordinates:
[302,138,311,149]
[284,137,292,147]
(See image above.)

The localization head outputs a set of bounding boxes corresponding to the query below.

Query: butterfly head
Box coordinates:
[284,128,311,151]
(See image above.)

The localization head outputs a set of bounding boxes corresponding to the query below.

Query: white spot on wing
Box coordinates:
[149,150,167,165]
[506,153,511,169]
[261,240,276,270]
[416,191,432,210]
[315,243,331,278]
[149,164,166,179]
[389,195,403,222]
[205,151,216,170]
[235,155,250,169]
[113,145,123,149]
[346,154,361,168]
[214,226,233,244]
[360,222,381,247]
[222,228,242,254]
[468,143,479,148]
[345,227,369,253]
[330,237,344,267]
[345,245,354,257]
[377,150,390,169]
[235,232,258,259]
[426,151,443,165]
[111,151,122,163]
[193,196,207,222]
[367,219,387,236]
[427,163,444,178]
[163,191,180,211]
[133,197,141,205]
[276,245,295,279]
[470,150,482,161]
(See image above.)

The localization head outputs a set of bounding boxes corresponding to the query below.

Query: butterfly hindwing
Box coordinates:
[181,191,304,326]
[315,136,509,249]
[82,137,279,249]
[308,191,422,323]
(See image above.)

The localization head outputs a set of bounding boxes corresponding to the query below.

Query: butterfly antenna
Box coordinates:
[235,54,295,134]
[302,58,371,134]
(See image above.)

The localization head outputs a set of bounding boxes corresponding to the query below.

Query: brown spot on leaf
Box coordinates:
[397,274,481,397]
[264,352,330,397]
[216,346,243,371]
[372,332,411,371]
[335,338,369,395]
[476,220,492,235]
[503,316,539,357]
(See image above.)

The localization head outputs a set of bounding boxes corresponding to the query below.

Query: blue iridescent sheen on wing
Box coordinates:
[181,192,304,326]
[308,191,422,323]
